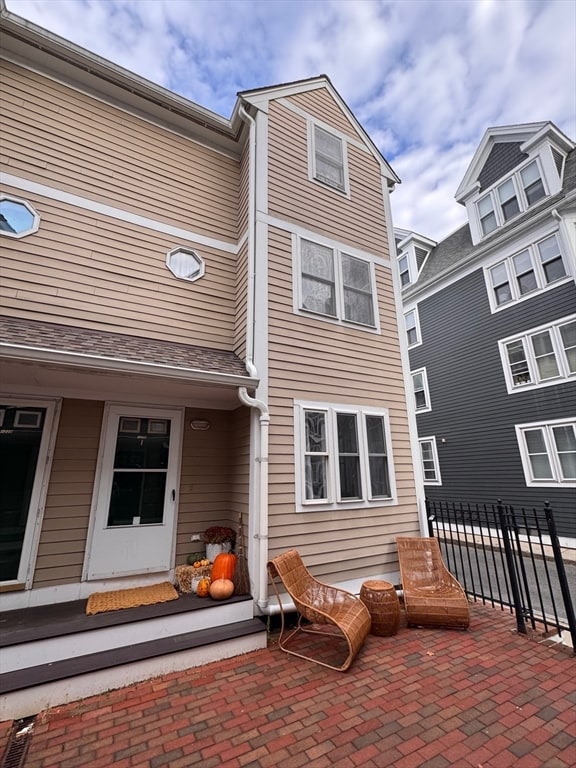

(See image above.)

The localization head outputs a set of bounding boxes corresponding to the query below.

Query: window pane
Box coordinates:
[337,413,358,453]
[529,454,553,480]
[478,195,494,216]
[537,235,566,284]
[498,179,520,220]
[114,420,170,469]
[339,456,361,499]
[108,472,166,526]
[366,415,386,454]
[521,162,545,205]
[342,254,374,325]
[302,277,337,316]
[305,456,327,500]
[560,322,576,373]
[314,127,344,190]
[344,289,374,325]
[524,429,546,454]
[552,425,576,453]
[305,411,326,452]
[368,455,390,496]
[541,257,566,284]
[512,250,537,294]
[531,331,559,380]
[315,126,342,162]
[490,262,508,286]
[495,283,512,305]
[481,211,498,235]
[506,340,531,385]
[302,240,334,280]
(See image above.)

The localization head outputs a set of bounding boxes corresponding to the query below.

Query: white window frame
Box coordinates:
[411,367,431,412]
[294,401,396,512]
[308,120,350,198]
[0,194,40,238]
[475,158,547,239]
[499,315,576,394]
[419,437,442,485]
[166,246,205,282]
[404,307,421,348]
[294,234,379,331]
[515,419,576,488]
[484,232,571,313]
[398,251,412,287]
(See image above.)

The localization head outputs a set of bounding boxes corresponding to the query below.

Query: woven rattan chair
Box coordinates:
[396,537,470,630]
[267,550,371,671]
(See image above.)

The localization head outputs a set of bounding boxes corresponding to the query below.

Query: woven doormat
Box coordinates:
[86,581,179,615]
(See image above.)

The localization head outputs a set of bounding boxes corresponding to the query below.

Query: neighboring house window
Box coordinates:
[500,317,576,392]
[411,368,431,412]
[311,124,347,194]
[419,437,441,484]
[486,233,568,310]
[0,196,40,238]
[295,402,394,510]
[476,159,546,237]
[516,420,576,487]
[404,308,421,347]
[166,247,205,282]
[398,252,411,287]
[298,238,376,327]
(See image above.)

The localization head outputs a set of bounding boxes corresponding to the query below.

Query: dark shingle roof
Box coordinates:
[412,147,576,293]
[0,317,250,378]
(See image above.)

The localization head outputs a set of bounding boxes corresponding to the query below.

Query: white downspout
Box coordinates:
[238,103,270,610]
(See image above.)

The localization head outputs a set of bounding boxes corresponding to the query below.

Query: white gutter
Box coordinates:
[238,102,271,611]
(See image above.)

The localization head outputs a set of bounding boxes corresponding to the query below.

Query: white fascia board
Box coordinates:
[0,344,259,389]
[520,123,575,154]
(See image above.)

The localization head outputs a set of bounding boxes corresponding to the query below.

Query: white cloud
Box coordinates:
[5,0,575,241]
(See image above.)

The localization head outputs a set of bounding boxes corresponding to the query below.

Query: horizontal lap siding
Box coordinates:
[1,62,239,242]
[266,226,419,581]
[267,101,389,255]
[0,187,237,347]
[34,399,103,587]
[288,89,360,140]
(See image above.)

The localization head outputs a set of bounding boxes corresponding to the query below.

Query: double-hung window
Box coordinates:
[296,402,394,510]
[476,160,546,237]
[411,368,431,412]
[500,316,576,392]
[419,437,441,484]
[486,233,568,310]
[312,124,347,194]
[404,308,420,347]
[298,238,376,327]
[516,420,576,486]
[398,252,411,287]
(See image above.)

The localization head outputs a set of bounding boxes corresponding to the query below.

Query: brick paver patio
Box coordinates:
[1,603,574,767]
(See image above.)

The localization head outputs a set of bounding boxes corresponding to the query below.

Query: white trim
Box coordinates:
[278,97,370,154]
[292,233,381,333]
[0,173,239,254]
[0,193,40,238]
[411,367,432,413]
[419,436,442,486]
[307,120,351,199]
[293,400,397,513]
[515,418,576,488]
[0,397,61,590]
[498,314,576,394]
[165,246,205,282]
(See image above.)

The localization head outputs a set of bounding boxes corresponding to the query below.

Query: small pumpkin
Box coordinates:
[196,577,211,597]
[209,578,235,600]
[211,552,237,582]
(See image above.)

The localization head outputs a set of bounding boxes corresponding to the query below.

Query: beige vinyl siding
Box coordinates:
[234,137,250,357]
[267,100,389,255]
[34,399,103,587]
[230,406,251,558]
[288,89,360,141]
[266,225,419,582]
[0,187,238,347]
[1,61,239,242]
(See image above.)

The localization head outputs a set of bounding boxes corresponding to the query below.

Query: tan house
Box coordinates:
[0,4,424,717]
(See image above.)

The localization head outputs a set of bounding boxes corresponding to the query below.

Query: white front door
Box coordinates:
[84,405,183,580]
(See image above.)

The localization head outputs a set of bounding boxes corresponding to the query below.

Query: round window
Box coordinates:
[0,197,40,238]
[166,247,205,282]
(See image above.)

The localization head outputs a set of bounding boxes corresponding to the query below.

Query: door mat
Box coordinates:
[86,582,179,615]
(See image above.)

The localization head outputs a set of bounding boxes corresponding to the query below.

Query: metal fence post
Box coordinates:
[426,498,435,537]
[497,500,526,635]
[544,502,576,653]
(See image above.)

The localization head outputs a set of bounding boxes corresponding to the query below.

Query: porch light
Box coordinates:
[190,419,211,431]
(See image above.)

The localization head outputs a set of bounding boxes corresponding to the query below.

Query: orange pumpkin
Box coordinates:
[196,577,211,597]
[211,552,237,582]
[209,578,235,600]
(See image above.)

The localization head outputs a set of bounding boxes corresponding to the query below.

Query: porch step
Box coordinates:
[0,618,266,694]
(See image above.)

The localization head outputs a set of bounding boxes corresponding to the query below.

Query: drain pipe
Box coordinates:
[238,102,270,611]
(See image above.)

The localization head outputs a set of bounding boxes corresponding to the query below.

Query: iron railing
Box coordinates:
[426,499,576,653]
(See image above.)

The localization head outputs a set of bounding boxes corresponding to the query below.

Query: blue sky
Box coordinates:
[6,0,575,240]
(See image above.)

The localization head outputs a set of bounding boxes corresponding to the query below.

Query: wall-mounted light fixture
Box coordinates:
[190,419,211,431]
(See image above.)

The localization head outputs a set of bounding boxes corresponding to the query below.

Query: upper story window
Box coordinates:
[477,160,546,237]
[309,122,349,196]
[398,252,411,287]
[297,237,377,328]
[166,247,205,282]
[500,316,576,393]
[0,196,40,238]
[419,437,442,485]
[486,233,568,311]
[411,368,431,412]
[404,308,421,348]
[295,401,394,511]
[516,419,576,487]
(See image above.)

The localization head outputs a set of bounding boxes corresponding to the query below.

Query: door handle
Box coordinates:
[171,489,176,501]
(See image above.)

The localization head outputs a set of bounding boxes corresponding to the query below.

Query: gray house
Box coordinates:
[397,122,575,541]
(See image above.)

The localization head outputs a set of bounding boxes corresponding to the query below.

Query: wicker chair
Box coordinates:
[396,537,470,630]
[267,550,371,671]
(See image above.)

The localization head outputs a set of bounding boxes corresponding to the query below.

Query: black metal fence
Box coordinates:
[426,499,576,653]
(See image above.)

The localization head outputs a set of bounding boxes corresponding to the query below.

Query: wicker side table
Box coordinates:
[360,580,400,637]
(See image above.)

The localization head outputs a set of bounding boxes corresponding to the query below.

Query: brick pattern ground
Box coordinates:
[4,603,575,767]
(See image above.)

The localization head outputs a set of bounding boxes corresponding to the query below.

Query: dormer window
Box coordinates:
[398,253,411,286]
[476,159,546,238]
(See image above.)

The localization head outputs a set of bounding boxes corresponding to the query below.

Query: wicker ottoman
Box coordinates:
[360,580,400,637]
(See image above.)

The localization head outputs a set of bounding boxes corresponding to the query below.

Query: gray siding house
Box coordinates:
[397,122,575,541]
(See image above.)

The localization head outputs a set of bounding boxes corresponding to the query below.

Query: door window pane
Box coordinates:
[108,472,166,526]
